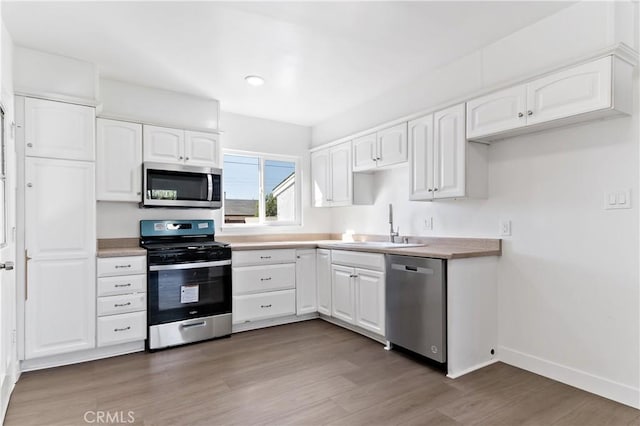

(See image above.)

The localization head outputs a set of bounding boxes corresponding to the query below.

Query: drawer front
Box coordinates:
[232,249,296,266]
[98,293,146,316]
[232,263,295,295]
[232,289,296,324]
[97,256,146,277]
[98,274,146,297]
[97,311,146,347]
[331,250,385,271]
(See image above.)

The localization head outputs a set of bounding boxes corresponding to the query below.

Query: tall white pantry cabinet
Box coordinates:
[17,97,97,360]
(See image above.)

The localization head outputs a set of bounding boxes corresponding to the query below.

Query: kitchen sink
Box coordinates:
[333,241,424,249]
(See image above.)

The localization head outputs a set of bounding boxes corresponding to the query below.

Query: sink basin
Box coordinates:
[334,241,424,249]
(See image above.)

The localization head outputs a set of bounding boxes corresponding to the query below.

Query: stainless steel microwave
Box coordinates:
[142,162,222,209]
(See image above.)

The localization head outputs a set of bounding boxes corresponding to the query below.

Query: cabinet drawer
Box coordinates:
[97,274,146,296]
[97,256,146,277]
[97,311,146,347]
[232,289,296,324]
[232,249,296,266]
[232,263,295,295]
[331,250,385,271]
[97,293,146,316]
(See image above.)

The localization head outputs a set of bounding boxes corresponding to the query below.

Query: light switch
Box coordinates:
[604,189,631,210]
[423,217,433,231]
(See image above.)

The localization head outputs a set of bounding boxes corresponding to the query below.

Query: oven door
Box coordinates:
[148,260,231,325]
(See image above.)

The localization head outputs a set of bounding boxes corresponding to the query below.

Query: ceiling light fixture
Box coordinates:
[245,75,265,86]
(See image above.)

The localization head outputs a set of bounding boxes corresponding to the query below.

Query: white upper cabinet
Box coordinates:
[352,133,377,172]
[143,125,184,164]
[328,142,353,206]
[351,123,408,172]
[24,98,95,161]
[410,103,487,201]
[96,119,142,202]
[526,56,611,125]
[144,125,220,167]
[311,150,330,207]
[467,85,527,138]
[184,130,220,167]
[433,104,466,199]
[377,123,408,168]
[467,55,631,141]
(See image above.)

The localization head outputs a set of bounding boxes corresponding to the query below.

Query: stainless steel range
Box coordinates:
[140,220,232,350]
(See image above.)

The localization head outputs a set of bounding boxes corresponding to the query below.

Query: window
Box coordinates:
[223,151,300,226]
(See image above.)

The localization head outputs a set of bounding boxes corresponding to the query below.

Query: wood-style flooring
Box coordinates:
[5,320,640,425]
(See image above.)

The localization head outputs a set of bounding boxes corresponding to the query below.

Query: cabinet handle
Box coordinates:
[114,302,132,307]
[428,188,433,192]
[296,255,301,259]
[114,283,132,288]
[26,143,33,148]
[518,112,524,118]
[434,188,439,191]
[260,304,272,308]
[260,256,271,259]
[114,326,131,332]
[260,277,272,281]
[115,264,131,269]
[26,183,33,188]
[527,110,533,116]
[179,156,184,160]
[137,192,141,196]
[185,157,190,161]
[349,274,358,278]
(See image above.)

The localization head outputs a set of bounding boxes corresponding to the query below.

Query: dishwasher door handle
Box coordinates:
[391,264,434,275]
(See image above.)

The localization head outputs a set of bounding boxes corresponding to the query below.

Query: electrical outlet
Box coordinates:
[499,220,511,236]
[423,217,433,231]
[604,189,631,210]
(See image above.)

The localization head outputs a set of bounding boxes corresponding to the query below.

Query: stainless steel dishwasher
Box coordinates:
[385,255,446,363]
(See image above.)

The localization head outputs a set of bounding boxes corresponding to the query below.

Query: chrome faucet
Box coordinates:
[388,203,399,242]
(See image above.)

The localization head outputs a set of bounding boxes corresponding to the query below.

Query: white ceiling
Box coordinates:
[3,1,573,126]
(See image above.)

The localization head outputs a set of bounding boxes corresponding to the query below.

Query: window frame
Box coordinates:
[221,149,302,229]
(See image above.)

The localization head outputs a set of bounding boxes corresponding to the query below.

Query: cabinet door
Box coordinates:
[377,122,408,168]
[329,142,352,206]
[296,250,317,315]
[466,85,527,139]
[24,98,95,161]
[527,56,612,125]
[433,103,466,199]
[25,258,95,359]
[352,133,377,172]
[316,249,332,315]
[311,150,330,207]
[25,158,95,260]
[96,119,142,202]
[408,114,434,201]
[143,125,184,164]
[355,268,385,336]
[184,130,219,168]
[331,265,355,324]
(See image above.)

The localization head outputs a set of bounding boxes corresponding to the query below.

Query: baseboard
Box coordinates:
[1,373,16,425]
[499,345,640,409]
[232,313,319,333]
[21,341,145,372]
[318,314,386,344]
[447,358,500,379]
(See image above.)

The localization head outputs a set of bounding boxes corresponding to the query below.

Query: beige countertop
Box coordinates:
[97,238,146,258]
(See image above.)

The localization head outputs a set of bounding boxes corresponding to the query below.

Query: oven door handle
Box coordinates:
[149,260,231,271]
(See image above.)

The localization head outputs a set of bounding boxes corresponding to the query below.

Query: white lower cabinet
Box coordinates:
[331,265,356,323]
[354,268,385,336]
[316,249,332,315]
[296,249,317,315]
[96,255,147,347]
[233,290,296,323]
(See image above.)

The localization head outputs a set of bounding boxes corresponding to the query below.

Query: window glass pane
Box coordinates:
[223,155,259,224]
[264,159,296,222]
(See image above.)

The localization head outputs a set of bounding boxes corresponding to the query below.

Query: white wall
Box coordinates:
[97,110,331,238]
[315,0,640,408]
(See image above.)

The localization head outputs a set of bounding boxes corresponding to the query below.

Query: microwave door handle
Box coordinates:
[207,174,213,201]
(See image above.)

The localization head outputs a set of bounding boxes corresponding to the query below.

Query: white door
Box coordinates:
[352,133,377,172]
[377,122,407,168]
[311,150,330,207]
[24,158,95,359]
[527,56,612,125]
[355,268,385,336]
[328,142,352,206]
[0,105,17,419]
[24,98,95,161]
[184,130,219,168]
[331,265,355,324]
[433,103,466,199]
[316,249,331,315]
[143,125,184,164]
[466,85,527,139]
[408,114,434,201]
[96,119,142,202]
[295,249,317,315]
